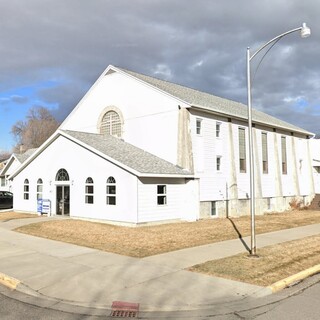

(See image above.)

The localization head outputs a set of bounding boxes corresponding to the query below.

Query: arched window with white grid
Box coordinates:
[37,178,43,200]
[106,176,116,205]
[100,111,122,137]
[85,177,94,204]
[24,179,29,200]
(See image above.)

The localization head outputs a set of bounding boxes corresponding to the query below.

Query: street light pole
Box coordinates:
[246,23,311,256]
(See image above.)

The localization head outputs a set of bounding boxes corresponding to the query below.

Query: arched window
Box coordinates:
[100,111,122,137]
[55,169,69,181]
[85,177,94,204]
[106,176,116,205]
[37,178,43,200]
[24,179,29,200]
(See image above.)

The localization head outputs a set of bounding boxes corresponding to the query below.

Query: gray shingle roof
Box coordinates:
[119,67,312,135]
[62,130,192,176]
[14,148,38,163]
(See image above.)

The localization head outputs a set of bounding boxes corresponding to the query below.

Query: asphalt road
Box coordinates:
[0,290,104,320]
[0,273,319,319]
[234,274,320,320]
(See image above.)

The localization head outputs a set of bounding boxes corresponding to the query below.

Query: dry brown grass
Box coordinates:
[189,235,320,286]
[0,212,38,221]
[14,210,320,258]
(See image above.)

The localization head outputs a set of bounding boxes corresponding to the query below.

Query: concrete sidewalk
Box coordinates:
[0,216,319,312]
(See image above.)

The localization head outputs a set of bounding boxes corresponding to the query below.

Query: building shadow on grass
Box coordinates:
[227,217,250,253]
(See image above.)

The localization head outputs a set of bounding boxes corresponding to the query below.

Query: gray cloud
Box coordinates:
[1,0,319,135]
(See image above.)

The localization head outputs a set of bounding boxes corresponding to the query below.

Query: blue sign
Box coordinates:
[37,199,51,215]
[37,199,43,213]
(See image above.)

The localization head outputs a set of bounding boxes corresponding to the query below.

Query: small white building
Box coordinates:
[310,139,320,194]
[0,149,37,192]
[9,65,316,224]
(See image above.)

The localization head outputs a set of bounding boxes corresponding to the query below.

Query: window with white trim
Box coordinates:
[157,185,167,205]
[216,122,221,138]
[267,197,271,210]
[37,178,43,200]
[100,111,122,137]
[211,201,217,216]
[262,132,268,174]
[24,179,29,200]
[85,177,94,204]
[196,119,202,135]
[216,156,221,171]
[238,128,246,173]
[106,176,116,205]
[281,136,287,174]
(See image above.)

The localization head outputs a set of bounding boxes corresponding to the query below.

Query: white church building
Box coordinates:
[9,65,316,224]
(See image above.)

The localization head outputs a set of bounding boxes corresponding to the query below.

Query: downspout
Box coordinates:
[136,177,139,224]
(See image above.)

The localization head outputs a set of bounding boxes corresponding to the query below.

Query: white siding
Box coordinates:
[0,157,21,192]
[61,72,185,165]
[189,108,314,214]
[12,136,138,223]
[137,178,199,223]
[190,111,250,202]
[310,139,320,193]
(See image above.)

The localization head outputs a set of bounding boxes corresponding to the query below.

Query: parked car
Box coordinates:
[0,191,13,209]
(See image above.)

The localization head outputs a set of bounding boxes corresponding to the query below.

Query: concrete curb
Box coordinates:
[0,272,21,290]
[268,264,320,293]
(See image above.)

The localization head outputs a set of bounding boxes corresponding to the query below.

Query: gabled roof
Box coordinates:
[10,130,192,179]
[14,148,38,163]
[115,66,313,136]
[60,64,313,136]
[0,148,37,177]
[62,130,191,176]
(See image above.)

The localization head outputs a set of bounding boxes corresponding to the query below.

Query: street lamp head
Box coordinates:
[301,23,311,38]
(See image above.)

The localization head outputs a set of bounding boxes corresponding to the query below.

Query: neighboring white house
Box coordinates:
[0,149,37,192]
[9,65,316,224]
[310,138,320,193]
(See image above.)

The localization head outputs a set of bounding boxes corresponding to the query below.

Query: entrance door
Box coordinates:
[56,185,70,215]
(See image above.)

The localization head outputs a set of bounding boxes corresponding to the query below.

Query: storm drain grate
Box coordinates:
[110,301,139,318]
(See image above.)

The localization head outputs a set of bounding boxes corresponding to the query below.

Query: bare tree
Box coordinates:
[11,107,60,152]
[0,150,11,162]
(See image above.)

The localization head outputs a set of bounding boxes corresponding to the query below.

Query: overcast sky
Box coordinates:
[0,0,319,152]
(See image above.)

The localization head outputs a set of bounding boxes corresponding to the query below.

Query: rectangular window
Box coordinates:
[86,185,94,194]
[107,196,116,205]
[267,198,271,210]
[107,185,116,194]
[262,132,268,174]
[85,185,94,204]
[239,128,246,173]
[85,195,94,204]
[85,178,94,204]
[157,185,167,205]
[0,177,5,187]
[211,201,217,216]
[24,185,29,200]
[37,185,43,200]
[106,185,116,205]
[196,119,202,135]
[216,156,221,171]
[281,136,287,174]
[216,122,221,138]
